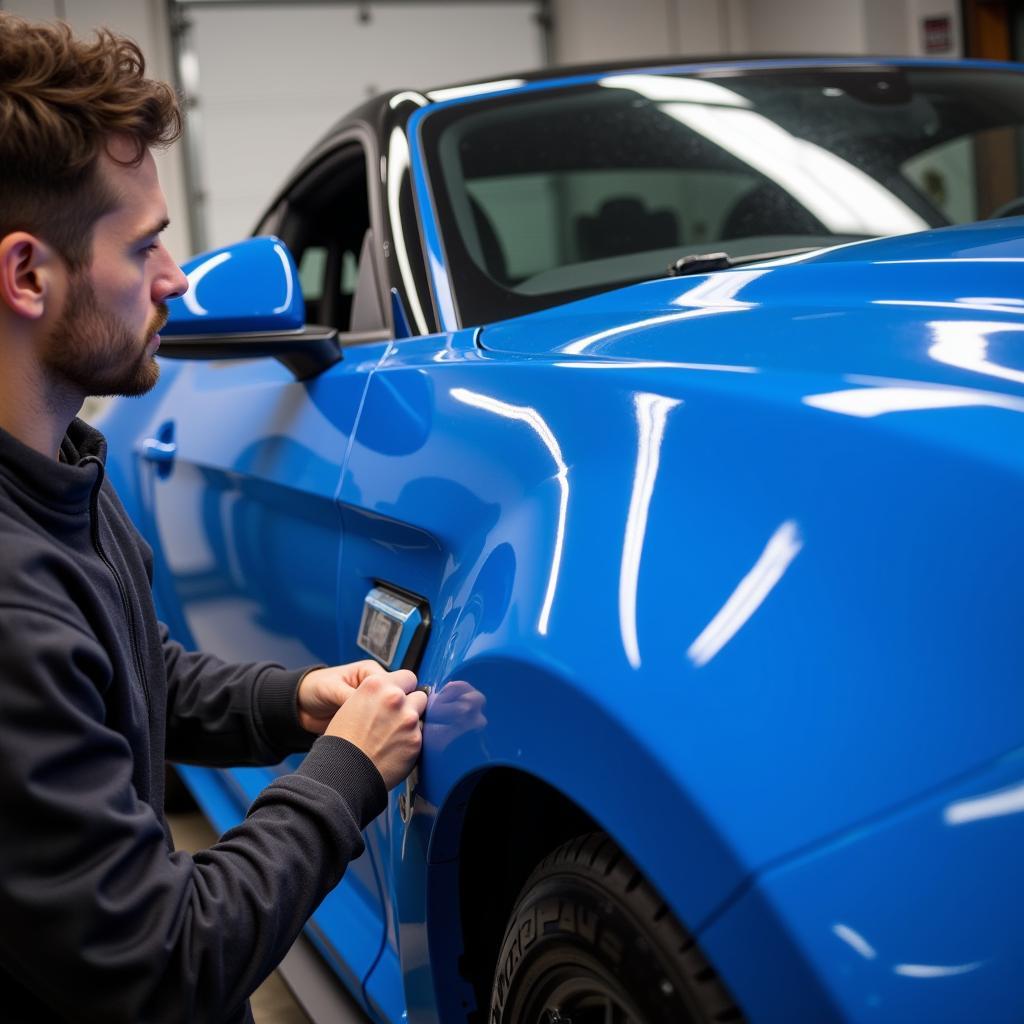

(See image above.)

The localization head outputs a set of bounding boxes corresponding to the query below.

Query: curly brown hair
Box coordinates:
[0,14,182,268]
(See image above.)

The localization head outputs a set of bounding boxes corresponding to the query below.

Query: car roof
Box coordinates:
[266,52,1024,236]
[422,52,1018,94]
[320,53,1022,142]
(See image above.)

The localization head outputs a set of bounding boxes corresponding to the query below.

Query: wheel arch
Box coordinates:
[411,647,749,1021]
[425,766,598,1023]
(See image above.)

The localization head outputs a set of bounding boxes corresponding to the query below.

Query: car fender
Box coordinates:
[340,323,1024,1018]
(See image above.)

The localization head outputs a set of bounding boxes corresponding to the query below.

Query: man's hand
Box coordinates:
[296,660,382,734]
[326,669,426,790]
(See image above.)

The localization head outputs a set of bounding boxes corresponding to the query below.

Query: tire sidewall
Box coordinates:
[490,871,701,1023]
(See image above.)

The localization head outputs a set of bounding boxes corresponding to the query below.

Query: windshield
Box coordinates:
[421,65,1024,325]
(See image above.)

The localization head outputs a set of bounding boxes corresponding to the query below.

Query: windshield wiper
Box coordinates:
[667,247,821,277]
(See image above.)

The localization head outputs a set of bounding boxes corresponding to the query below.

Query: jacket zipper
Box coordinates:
[86,460,152,715]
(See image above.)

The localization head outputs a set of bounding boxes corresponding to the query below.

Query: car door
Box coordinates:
[135,132,397,1005]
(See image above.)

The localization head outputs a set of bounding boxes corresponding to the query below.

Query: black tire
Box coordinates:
[489,833,742,1024]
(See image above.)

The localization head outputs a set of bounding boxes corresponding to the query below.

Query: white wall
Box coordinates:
[553,0,750,63]
[3,0,194,259]
[185,2,544,248]
[745,0,867,53]
[1,0,545,256]
[5,0,192,257]
[551,0,962,62]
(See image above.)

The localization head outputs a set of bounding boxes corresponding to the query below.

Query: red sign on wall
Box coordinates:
[923,16,953,53]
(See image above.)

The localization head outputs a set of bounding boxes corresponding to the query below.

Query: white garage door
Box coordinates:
[177,0,546,250]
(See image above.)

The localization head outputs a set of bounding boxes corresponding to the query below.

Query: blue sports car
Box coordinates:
[102,57,1024,1023]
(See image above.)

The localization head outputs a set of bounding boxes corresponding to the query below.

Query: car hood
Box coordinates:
[477,218,1024,900]
[479,219,1024,397]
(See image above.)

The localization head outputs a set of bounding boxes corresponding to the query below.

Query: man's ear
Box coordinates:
[0,232,65,321]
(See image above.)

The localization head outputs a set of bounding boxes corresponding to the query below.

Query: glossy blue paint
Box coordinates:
[103,222,1024,1020]
[700,746,1024,1022]
[390,288,413,340]
[327,258,1024,1019]
[477,224,1024,444]
[163,236,303,335]
[97,60,1024,1024]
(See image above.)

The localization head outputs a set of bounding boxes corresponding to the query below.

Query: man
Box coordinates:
[0,14,426,1022]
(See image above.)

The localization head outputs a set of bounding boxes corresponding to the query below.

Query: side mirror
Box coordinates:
[160,236,341,380]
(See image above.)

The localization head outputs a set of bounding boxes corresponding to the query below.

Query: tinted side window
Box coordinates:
[278,145,382,333]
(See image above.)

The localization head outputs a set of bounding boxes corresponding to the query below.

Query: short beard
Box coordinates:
[42,274,168,399]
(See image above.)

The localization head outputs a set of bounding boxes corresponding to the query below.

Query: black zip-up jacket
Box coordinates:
[0,419,387,1023]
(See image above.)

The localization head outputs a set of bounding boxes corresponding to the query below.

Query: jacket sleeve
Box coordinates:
[162,623,319,766]
[0,603,387,1024]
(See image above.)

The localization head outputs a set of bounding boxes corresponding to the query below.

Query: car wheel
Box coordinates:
[489,833,742,1024]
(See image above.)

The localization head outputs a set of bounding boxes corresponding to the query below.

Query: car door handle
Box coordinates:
[141,437,177,462]
[142,422,176,478]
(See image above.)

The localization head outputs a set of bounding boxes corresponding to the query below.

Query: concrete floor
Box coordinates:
[167,811,311,1024]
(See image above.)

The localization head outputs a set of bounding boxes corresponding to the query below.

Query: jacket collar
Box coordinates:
[0,417,106,513]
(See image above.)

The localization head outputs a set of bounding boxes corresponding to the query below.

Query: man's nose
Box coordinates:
[162,263,189,302]
[155,251,189,303]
